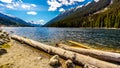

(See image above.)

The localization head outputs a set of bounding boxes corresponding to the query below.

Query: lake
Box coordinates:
[2,27,120,50]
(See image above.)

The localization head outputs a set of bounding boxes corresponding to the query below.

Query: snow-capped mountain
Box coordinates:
[0,12,30,26]
[0,12,40,27]
[44,0,111,27]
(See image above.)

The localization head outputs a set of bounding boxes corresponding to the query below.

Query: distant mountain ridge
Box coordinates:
[44,0,119,28]
[0,12,41,27]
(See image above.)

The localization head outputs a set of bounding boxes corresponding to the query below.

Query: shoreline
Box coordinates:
[0,39,81,68]
[0,40,53,68]
[1,27,120,29]
[10,35,120,68]
[0,30,120,68]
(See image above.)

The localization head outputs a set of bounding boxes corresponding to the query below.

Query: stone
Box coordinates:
[0,42,3,45]
[84,64,98,68]
[0,39,5,45]
[10,31,14,34]
[0,29,2,32]
[0,48,7,55]
[65,59,75,68]
[49,55,61,66]
[37,57,42,60]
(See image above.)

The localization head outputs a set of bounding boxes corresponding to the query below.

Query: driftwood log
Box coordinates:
[58,44,120,63]
[67,40,91,49]
[11,35,120,68]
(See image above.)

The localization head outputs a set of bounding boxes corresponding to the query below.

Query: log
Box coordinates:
[67,40,91,49]
[58,44,120,63]
[11,35,120,68]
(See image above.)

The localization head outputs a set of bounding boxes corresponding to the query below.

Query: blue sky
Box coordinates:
[0,0,99,25]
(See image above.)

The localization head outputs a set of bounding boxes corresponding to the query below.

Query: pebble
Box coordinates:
[37,57,42,60]
[65,59,75,68]
[49,55,61,66]
[0,48,7,55]
[84,64,98,68]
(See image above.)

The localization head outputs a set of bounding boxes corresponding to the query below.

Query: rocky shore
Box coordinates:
[0,29,81,68]
[0,29,10,56]
[2,29,119,68]
[0,29,10,45]
[0,30,57,68]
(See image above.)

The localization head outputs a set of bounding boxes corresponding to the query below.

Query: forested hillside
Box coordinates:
[45,0,120,28]
[0,16,28,27]
[0,13,39,27]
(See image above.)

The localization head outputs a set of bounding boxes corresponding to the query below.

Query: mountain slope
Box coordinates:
[44,0,120,28]
[0,16,23,26]
[0,13,36,27]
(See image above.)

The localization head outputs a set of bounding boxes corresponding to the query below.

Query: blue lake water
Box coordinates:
[2,27,120,49]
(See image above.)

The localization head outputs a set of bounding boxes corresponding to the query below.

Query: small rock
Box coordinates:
[4,38,10,42]
[0,29,2,32]
[0,33,5,37]
[84,64,98,68]
[49,55,61,66]
[10,31,14,34]
[37,57,42,60]
[0,42,4,45]
[65,59,75,68]
[0,48,7,55]
[3,31,7,34]
[0,39,5,45]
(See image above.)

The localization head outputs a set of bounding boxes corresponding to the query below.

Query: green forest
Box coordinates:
[82,0,120,28]
[0,15,32,27]
[0,17,21,26]
[45,0,120,28]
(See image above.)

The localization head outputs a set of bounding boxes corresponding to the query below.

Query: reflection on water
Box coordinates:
[3,27,120,48]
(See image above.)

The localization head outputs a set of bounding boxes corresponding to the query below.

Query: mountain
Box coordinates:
[44,0,120,28]
[0,13,40,27]
[28,21,42,27]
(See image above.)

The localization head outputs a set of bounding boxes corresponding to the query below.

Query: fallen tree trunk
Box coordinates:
[11,35,120,68]
[58,44,120,63]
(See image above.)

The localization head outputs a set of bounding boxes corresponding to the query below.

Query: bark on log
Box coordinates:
[11,35,120,68]
[58,44,120,63]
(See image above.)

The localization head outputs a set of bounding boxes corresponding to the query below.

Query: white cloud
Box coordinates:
[27,11,37,15]
[31,4,36,7]
[47,0,62,11]
[6,5,14,9]
[59,8,65,12]
[7,3,36,10]
[0,4,4,6]
[21,4,31,9]
[0,0,12,3]
[47,0,85,11]
[0,0,37,10]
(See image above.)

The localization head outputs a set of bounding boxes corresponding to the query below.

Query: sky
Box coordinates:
[0,0,99,25]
